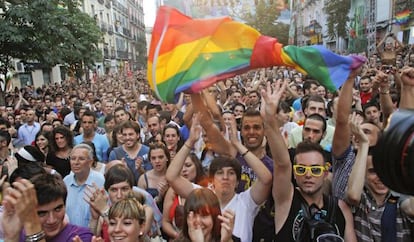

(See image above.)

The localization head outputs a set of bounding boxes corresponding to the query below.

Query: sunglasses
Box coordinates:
[293,165,326,177]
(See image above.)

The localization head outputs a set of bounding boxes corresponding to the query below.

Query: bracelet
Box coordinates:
[184,143,192,149]
[241,150,250,157]
[380,89,390,94]
[25,230,45,242]
[101,207,110,218]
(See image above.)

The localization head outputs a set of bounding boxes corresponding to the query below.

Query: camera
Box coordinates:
[373,110,414,195]
[381,65,394,74]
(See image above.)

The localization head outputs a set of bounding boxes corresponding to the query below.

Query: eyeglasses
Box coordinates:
[293,165,326,177]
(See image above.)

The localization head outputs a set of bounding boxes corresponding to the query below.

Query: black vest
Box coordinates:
[275,189,346,242]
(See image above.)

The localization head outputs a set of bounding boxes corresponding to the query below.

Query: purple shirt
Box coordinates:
[20,224,92,242]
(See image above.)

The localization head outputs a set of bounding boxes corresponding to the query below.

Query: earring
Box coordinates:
[138,231,144,237]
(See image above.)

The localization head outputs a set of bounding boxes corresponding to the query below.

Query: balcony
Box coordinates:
[117,50,129,60]
[303,20,322,37]
[122,27,131,38]
[103,48,109,59]
[108,25,114,35]
[100,22,108,32]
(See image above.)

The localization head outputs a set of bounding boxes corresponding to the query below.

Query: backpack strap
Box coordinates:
[381,195,398,242]
[327,195,338,224]
[296,196,311,242]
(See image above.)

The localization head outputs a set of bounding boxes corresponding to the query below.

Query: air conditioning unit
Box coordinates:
[14,61,25,73]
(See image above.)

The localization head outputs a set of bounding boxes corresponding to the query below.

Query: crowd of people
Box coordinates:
[0,36,413,242]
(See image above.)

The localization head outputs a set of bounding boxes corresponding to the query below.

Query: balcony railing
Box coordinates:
[100,22,108,32]
[103,48,109,59]
[108,25,114,35]
[117,50,129,60]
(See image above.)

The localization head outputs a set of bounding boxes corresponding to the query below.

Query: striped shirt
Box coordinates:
[352,189,414,242]
[332,145,356,200]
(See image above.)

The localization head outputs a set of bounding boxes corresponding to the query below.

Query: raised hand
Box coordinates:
[72,235,104,242]
[2,179,42,240]
[400,66,414,87]
[349,112,368,145]
[84,183,108,216]
[157,180,169,198]
[187,211,204,242]
[2,189,22,240]
[372,70,390,90]
[135,156,143,171]
[227,115,239,144]
[219,210,235,242]
[188,113,202,145]
[260,79,288,121]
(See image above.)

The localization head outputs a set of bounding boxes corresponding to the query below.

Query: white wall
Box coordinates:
[31,70,43,88]
[376,0,392,23]
[51,66,63,84]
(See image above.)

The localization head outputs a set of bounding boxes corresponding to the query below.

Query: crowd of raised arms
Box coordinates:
[0,40,413,242]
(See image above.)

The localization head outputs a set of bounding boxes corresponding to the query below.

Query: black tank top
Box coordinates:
[275,189,346,242]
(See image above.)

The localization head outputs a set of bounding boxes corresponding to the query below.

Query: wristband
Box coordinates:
[101,207,110,218]
[184,143,192,149]
[25,230,45,242]
[380,89,390,94]
[241,150,250,157]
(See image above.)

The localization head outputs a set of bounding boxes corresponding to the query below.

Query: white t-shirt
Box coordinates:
[192,184,259,242]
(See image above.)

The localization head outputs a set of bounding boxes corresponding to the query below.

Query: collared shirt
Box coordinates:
[63,170,105,227]
[17,122,40,145]
[332,145,356,200]
[352,188,414,242]
[288,124,335,151]
[63,111,76,126]
[74,133,110,162]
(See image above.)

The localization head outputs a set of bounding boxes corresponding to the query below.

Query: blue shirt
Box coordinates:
[63,170,105,228]
[17,122,40,145]
[108,145,151,182]
[74,133,110,162]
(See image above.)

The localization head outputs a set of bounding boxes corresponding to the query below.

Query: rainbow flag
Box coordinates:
[148,6,366,103]
[395,10,412,25]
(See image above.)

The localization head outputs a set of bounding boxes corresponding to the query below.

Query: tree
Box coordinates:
[241,0,289,45]
[0,0,102,105]
[323,0,351,39]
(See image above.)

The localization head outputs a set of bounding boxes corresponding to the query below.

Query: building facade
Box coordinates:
[292,0,414,54]
[81,0,147,75]
[10,0,146,89]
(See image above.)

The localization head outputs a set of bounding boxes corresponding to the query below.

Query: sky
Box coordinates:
[143,0,157,27]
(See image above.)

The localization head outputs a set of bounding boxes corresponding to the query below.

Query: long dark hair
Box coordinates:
[51,125,73,152]
[162,124,184,151]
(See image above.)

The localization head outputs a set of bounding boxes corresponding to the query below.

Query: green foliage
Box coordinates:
[323,0,351,39]
[241,0,289,45]
[0,0,102,74]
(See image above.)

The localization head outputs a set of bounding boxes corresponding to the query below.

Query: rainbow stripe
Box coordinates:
[395,10,412,25]
[148,6,366,103]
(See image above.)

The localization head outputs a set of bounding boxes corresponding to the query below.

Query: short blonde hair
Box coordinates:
[109,195,146,224]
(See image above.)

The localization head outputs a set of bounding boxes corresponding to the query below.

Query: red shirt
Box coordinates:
[360,91,372,105]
